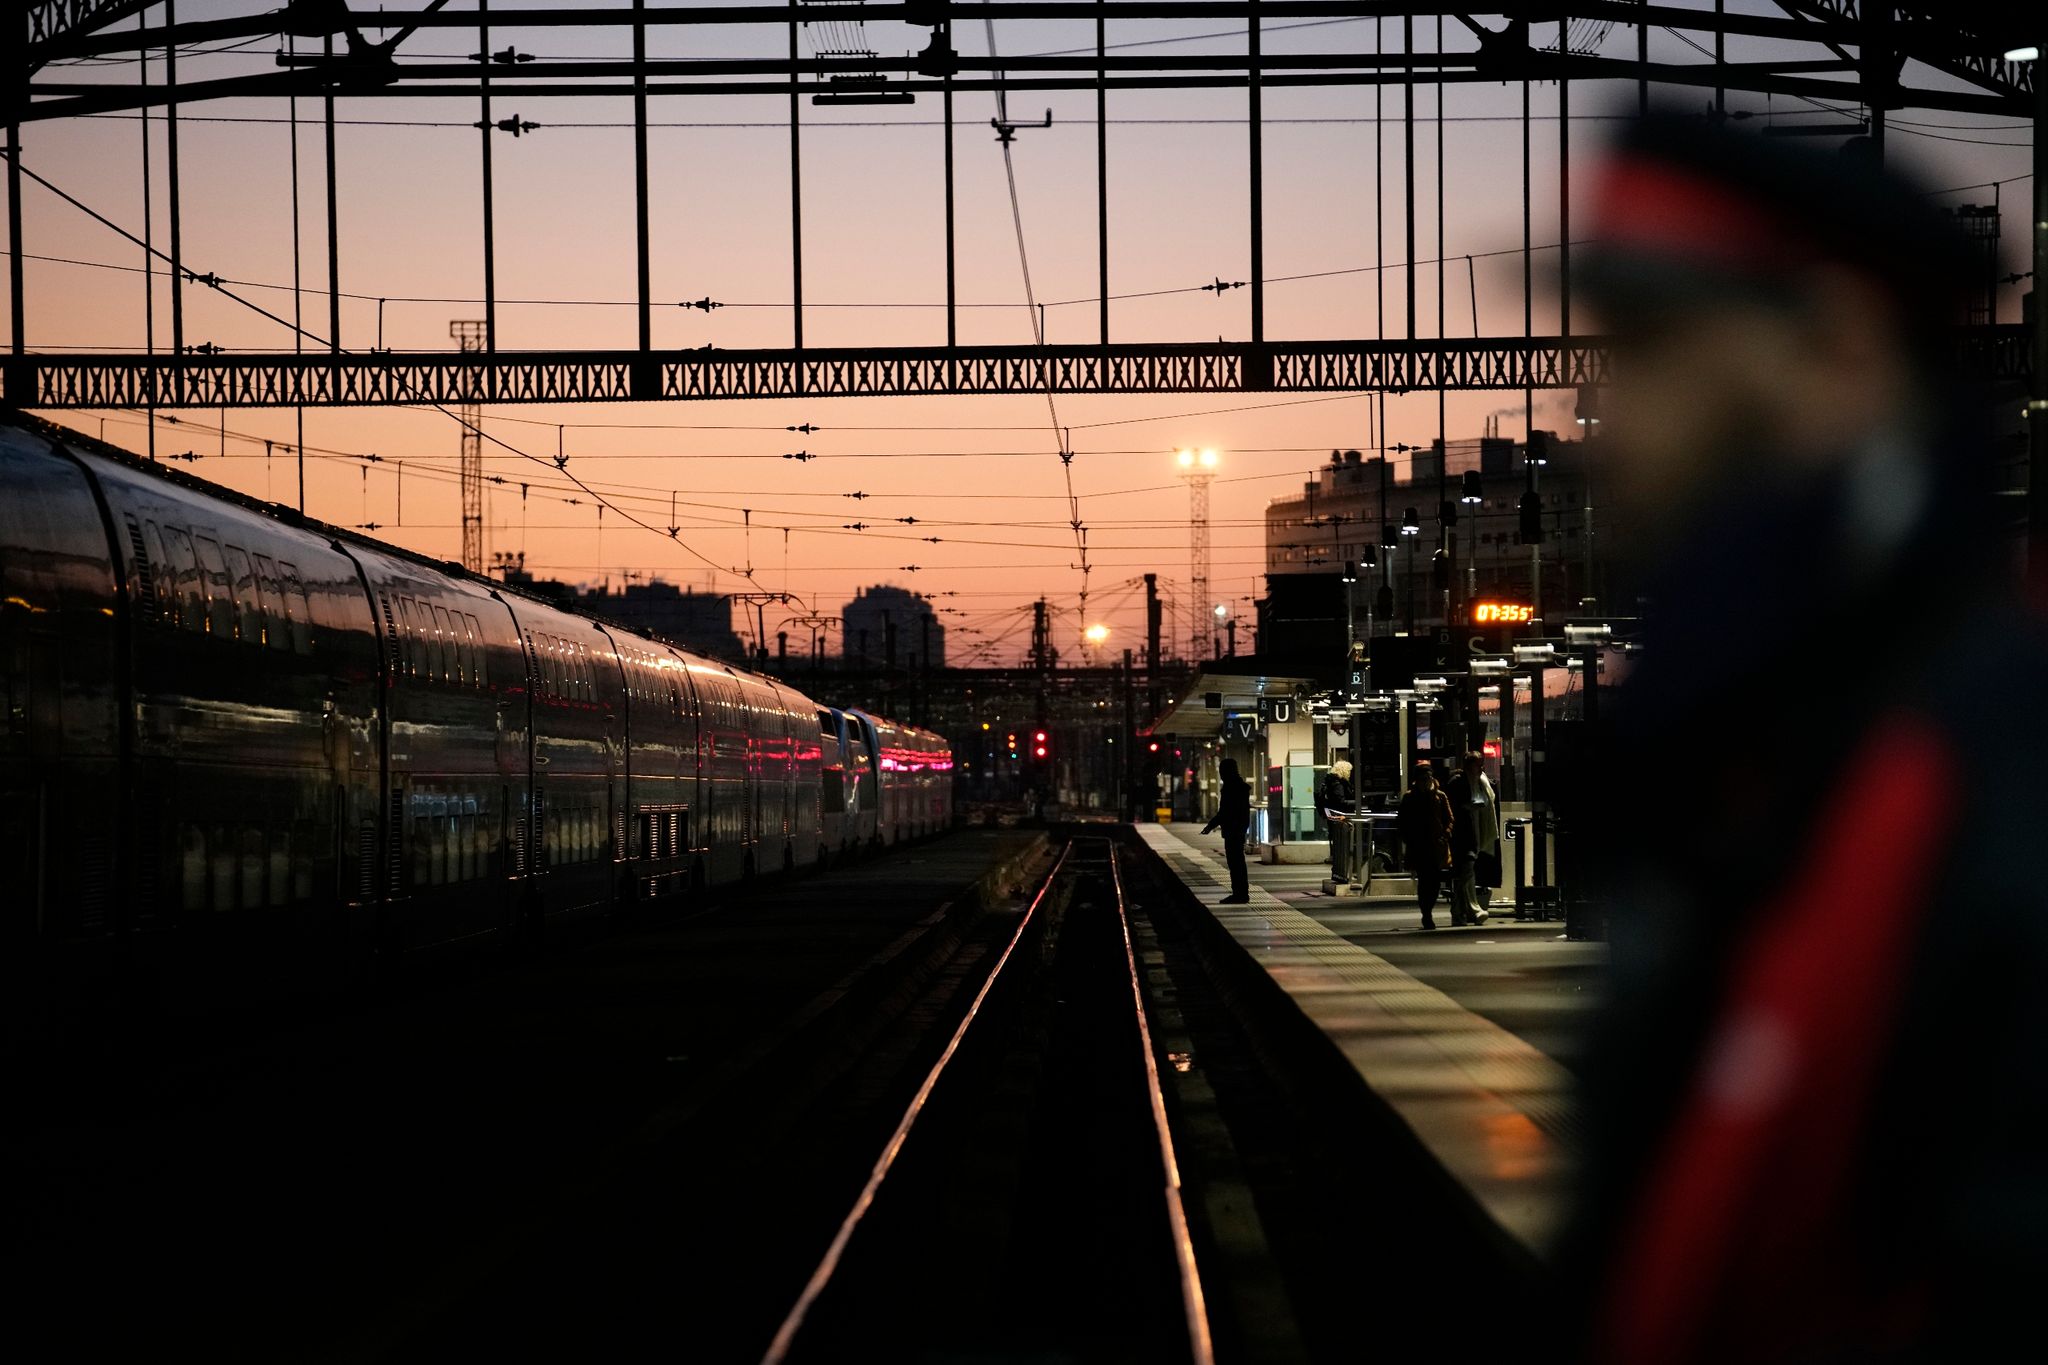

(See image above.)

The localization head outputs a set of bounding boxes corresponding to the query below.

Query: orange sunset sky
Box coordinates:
[10,5,2032,663]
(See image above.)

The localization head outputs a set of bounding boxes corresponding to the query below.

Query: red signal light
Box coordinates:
[1147,741,1160,753]
[1482,741,1501,758]
[1034,730,1047,743]
[1034,745,1048,758]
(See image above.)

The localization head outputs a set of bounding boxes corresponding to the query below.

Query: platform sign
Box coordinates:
[1342,655,1368,704]
[1225,713,1259,740]
[1258,697,1296,724]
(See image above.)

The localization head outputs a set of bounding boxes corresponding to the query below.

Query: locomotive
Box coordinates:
[0,412,951,992]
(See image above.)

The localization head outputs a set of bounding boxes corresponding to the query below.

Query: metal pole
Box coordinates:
[324,33,341,358]
[165,0,184,361]
[789,0,804,351]
[1558,12,1570,347]
[634,0,651,353]
[1096,11,1109,345]
[140,14,155,460]
[1248,0,1264,346]
[1374,15,1383,347]
[1638,9,1648,115]
[1529,663,1547,894]
[2032,57,2047,551]
[7,122,23,361]
[287,32,302,503]
[1403,14,1415,344]
[478,3,495,351]
[1714,0,1725,116]
[1436,12,1448,625]
[944,71,957,347]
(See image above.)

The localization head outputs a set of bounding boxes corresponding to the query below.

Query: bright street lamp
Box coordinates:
[1083,623,1110,645]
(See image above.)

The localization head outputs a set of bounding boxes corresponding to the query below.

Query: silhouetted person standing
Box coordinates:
[1562,113,2048,1365]
[1397,764,1453,930]
[1202,757,1252,903]
[1445,751,1498,926]
[1321,758,1356,882]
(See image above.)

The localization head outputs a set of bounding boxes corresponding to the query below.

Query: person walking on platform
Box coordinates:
[1320,758,1356,883]
[1446,751,1499,926]
[1201,757,1253,904]
[1557,113,2048,1365]
[1396,764,1453,929]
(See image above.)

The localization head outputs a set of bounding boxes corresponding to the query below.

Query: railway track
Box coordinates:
[761,837,1214,1365]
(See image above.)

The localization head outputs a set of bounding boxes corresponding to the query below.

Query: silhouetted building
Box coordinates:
[580,579,744,660]
[496,563,743,659]
[1264,433,1614,628]
[842,584,945,669]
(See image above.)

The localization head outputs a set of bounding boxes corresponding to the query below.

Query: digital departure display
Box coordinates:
[1472,601,1534,625]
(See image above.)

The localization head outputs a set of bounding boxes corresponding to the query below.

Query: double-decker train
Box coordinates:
[0,413,951,996]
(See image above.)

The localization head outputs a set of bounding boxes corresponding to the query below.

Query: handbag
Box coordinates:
[1477,847,1503,888]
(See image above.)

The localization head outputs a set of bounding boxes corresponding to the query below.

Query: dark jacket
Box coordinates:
[1319,771,1355,819]
[1563,429,2048,1365]
[1396,784,1452,872]
[1205,771,1251,834]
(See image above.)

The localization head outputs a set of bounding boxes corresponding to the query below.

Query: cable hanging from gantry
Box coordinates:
[802,0,912,106]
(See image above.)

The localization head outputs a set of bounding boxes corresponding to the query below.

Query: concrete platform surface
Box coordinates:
[1139,822,1604,1260]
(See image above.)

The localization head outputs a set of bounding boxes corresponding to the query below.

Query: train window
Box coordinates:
[268,824,289,907]
[412,812,433,887]
[239,825,264,909]
[432,604,455,683]
[224,546,261,645]
[396,597,421,676]
[293,819,315,901]
[210,820,236,910]
[143,520,172,623]
[462,613,484,687]
[144,527,172,626]
[819,709,834,736]
[424,602,447,682]
[161,527,203,632]
[192,536,235,639]
[181,825,207,910]
[278,563,313,655]
[252,554,287,651]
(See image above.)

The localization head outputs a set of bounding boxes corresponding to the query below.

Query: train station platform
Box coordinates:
[1135,822,1606,1261]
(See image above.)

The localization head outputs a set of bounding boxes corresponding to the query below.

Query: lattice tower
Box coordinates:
[451,321,487,573]
[1185,471,1213,662]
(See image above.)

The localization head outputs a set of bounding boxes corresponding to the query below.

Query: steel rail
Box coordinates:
[1108,843,1216,1365]
[758,841,1076,1365]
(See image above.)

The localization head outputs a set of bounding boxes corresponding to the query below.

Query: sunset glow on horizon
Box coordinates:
[10,5,2030,663]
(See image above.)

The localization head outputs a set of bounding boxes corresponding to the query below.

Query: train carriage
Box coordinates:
[69,442,385,976]
[612,637,700,904]
[1,412,953,1015]
[338,543,527,952]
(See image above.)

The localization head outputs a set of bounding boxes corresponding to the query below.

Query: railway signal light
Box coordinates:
[1032,729,1049,761]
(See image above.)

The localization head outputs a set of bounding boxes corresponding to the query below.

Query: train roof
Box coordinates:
[8,410,746,665]
[9,411,941,744]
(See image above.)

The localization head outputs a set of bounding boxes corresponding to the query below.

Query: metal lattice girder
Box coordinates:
[4,331,2029,408]
[23,0,154,49]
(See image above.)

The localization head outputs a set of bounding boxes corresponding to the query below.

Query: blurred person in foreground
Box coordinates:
[1565,113,2048,1364]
